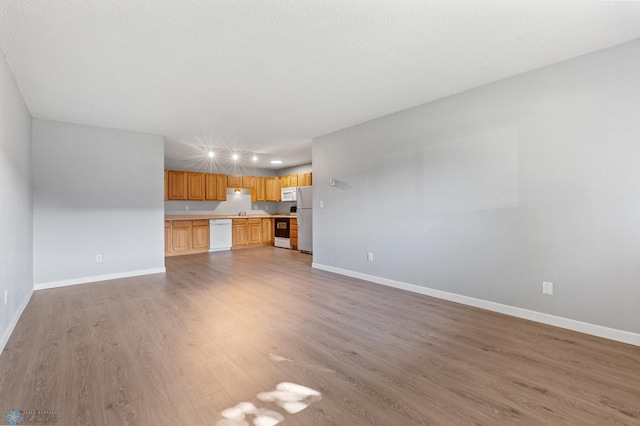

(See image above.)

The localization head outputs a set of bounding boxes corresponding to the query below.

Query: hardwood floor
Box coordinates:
[1,247,638,425]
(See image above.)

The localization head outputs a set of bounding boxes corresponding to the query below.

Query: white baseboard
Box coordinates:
[312,263,640,347]
[34,267,166,291]
[0,288,33,355]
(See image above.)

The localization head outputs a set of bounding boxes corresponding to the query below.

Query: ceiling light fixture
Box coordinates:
[252,155,258,162]
[232,153,239,160]
[207,150,215,158]
[270,160,282,164]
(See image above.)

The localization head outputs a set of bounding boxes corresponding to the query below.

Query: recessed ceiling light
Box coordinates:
[232,153,239,160]
[270,160,282,164]
[207,150,215,158]
[252,155,258,162]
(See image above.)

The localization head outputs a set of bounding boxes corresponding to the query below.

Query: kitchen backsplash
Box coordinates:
[165,189,274,215]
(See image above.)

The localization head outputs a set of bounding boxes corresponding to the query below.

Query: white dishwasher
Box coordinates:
[209,219,232,252]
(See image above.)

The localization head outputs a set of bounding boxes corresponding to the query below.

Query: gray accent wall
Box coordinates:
[33,119,165,286]
[312,39,640,334]
[0,48,33,344]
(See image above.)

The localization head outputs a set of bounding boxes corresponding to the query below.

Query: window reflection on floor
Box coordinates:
[216,382,322,426]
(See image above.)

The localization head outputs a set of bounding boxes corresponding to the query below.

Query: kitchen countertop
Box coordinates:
[165,213,296,221]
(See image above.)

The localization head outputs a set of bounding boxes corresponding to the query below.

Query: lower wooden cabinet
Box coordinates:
[290,218,298,250]
[192,220,210,250]
[165,220,209,256]
[232,219,248,247]
[232,217,275,249]
[262,218,273,244]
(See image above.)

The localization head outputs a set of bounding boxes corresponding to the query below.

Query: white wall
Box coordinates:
[313,39,640,339]
[33,119,165,288]
[0,49,33,350]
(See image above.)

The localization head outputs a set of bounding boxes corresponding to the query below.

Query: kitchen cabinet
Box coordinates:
[192,220,210,250]
[298,172,312,187]
[248,218,262,244]
[265,177,280,201]
[232,217,275,249]
[262,218,274,244]
[290,218,298,250]
[164,221,171,252]
[166,170,309,202]
[168,171,188,200]
[232,219,248,246]
[165,220,210,256]
[280,175,290,189]
[188,172,205,200]
[227,175,242,188]
[216,174,227,201]
[170,220,192,253]
[242,175,256,189]
[205,173,228,201]
[255,177,266,202]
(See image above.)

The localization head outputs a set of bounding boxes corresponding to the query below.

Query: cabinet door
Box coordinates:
[265,177,279,201]
[188,172,205,200]
[289,174,298,187]
[192,220,210,250]
[242,175,256,188]
[261,218,273,244]
[280,175,290,189]
[290,218,298,250]
[248,219,262,244]
[164,221,172,254]
[205,174,217,200]
[168,171,188,200]
[171,221,192,253]
[216,174,227,200]
[227,175,242,188]
[232,219,248,246]
[298,173,306,187]
[306,172,312,186]
[256,177,266,202]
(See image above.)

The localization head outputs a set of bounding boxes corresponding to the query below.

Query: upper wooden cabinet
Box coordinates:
[227,175,242,188]
[242,175,256,189]
[168,171,188,200]
[298,172,312,187]
[165,170,309,202]
[265,177,280,201]
[205,173,227,201]
[188,172,205,200]
[169,171,207,200]
[255,177,266,202]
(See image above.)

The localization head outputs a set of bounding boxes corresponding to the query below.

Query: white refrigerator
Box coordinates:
[297,186,313,254]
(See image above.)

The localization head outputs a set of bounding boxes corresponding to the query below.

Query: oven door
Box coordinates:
[274,218,290,238]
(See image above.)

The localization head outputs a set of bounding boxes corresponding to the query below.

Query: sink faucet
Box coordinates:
[238,211,247,216]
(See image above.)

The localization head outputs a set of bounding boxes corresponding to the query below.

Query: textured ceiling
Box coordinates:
[1,1,640,169]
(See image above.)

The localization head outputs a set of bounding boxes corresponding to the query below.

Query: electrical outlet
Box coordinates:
[367,252,374,262]
[185,205,190,211]
[543,281,553,295]
[4,290,7,305]
[319,200,324,209]
[96,254,103,263]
